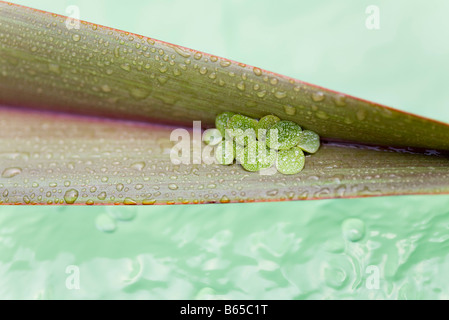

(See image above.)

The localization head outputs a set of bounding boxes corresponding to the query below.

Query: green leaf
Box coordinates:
[0,2,448,205]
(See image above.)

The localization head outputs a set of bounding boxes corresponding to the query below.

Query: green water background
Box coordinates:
[1,0,449,299]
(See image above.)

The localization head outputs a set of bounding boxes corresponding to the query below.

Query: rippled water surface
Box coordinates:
[1,196,449,299]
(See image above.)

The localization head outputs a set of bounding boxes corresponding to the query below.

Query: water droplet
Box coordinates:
[142,199,156,205]
[270,78,278,85]
[64,189,79,204]
[135,184,144,190]
[237,82,245,91]
[95,214,117,233]
[342,218,365,242]
[120,63,131,71]
[130,161,145,171]
[283,105,296,115]
[168,183,178,190]
[312,91,325,102]
[2,167,22,178]
[116,183,124,192]
[172,46,190,58]
[23,196,30,204]
[194,52,202,60]
[253,67,262,76]
[199,66,208,75]
[334,94,346,106]
[315,110,329,120]
[124,197,137,205]
[129,87,150,100]
[173,68,182,76]
[157,75,168,85]
[220,60,231,67]
[274,91,287,99]
[256,90,267,98]
[86,199,94,205]
[98,192,107,200]
[72,34,80,42]
[220,195,230,203]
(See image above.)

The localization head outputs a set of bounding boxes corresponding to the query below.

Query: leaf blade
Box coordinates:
[0,1,449,150]
[1,107,448,205]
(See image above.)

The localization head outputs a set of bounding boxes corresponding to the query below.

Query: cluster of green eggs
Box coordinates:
[203,112,320,174]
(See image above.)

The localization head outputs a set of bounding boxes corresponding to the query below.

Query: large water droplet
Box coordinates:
[97,192,107,200]
[142,199,156,205]
[253,67,262,76]
[23,196,31,204]
[168,183,178,190]
[2,167,22,178]
[173,46,191,58]
[129,87,150,100]
[124,197,137,205]
[312,91,325,102]
[283,105,296,115]
[64,188,79,204]
[95,214,117,233]
[342,218,365,242]
[274,91,287,99]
